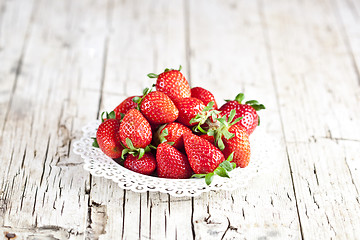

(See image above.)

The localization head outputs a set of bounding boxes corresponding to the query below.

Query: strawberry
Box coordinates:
[139,91,179,125]
[95,116,123,159]
[113,96,139,120]
[124,152,156,175]
[184,133,237,185]
[156,143,192,179]
[219,93,265,135]
[148,66,191,102]
[174,97,205,126]
[222,124,251,168]
[191,87,218,109]
[154,122,192,149]
[119,109,152,149]
[183,133,225,174]
[199,134,215,145]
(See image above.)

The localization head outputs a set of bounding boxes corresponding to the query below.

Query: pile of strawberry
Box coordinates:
[93,66,265,185]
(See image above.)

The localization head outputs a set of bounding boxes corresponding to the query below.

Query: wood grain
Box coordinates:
[0,0,359,239]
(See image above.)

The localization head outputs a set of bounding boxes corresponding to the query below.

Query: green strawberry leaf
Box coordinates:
[216,137,225,151]
[205,172,215,185]
[146,144,157,150]
[235,93,245,103]
[92,138,99,148]
[126,138,135,150]
[191,173,206,178]
[203,102,214,112]
[214,167,230,178]
[132,96,141,103]
[121,148,129,159]
[178,65,182,71]
[252,104,265,111]
[226,152,234,162]
[227,109,237,123]
[245,100,259,105]
[108,111,116,119]
[258,115,261,126]
[219,161,233,171]
[138,148,145,159]
[207,129,215,136]
[143,87,150,96]
[222,130,234,140]
[147,73,158,78]
[230,117,242,126]
[101,112,106,122]
[162,128,169,136]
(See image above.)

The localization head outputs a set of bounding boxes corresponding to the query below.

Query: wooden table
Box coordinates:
[1,0,360,239]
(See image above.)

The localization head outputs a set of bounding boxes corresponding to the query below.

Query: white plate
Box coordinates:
[73,120,271,197]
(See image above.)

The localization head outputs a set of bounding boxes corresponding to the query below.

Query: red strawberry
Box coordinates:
[95,118,123,159]
[124,152,156,175]
[156,143,192,179]
[113,96,139,120]
[222,124,251,168]
[119,109,152,149]
[174,97,205,126]
[154,122,192,149]
[183,133,225,174]
[148,66,191,102]
[199,134,215,145]
[140,91,179,125]
[219,93,265,135]
[191,87,218,109]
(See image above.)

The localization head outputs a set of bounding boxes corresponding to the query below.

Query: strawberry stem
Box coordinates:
[133,86,154,110]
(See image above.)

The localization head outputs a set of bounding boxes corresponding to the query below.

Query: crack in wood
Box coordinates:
[343,157,359,195]
[39,135,51,186]
[325,213,337,236]
[191,197,195,239]
[86,200,108,240]
[139,194,141,240]
[313,164,319,186]
[20,177,28,211]
[149,199,152,240]
[1,224,84,239]
[121,190,126,240]
[32,187,38,216]
[220,217,238,240]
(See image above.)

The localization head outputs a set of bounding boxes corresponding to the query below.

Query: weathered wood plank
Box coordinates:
[332,0,360,191]
[0,0,108,238]
[262,0,360,238]
[187,0,301,239]
[0,0,35,134]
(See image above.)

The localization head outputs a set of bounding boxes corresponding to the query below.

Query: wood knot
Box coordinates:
[5,232,16,239]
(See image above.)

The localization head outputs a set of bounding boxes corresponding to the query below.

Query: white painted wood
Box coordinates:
[0,0,359,239]
[0,0,107,238]
[262,0,360,238]
[0,0,35,148]
[187,0,301,239]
